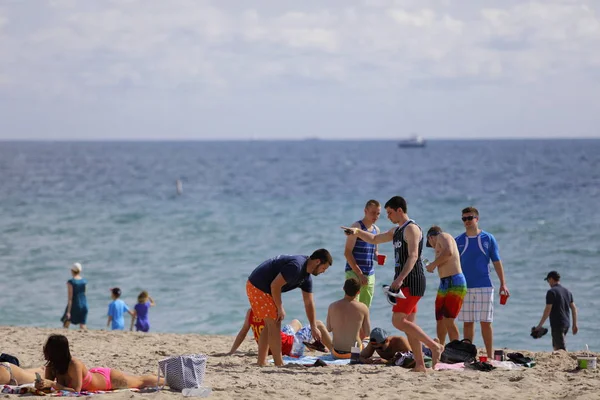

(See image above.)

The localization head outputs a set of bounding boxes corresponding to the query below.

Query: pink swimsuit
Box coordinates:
[81,368,112,391]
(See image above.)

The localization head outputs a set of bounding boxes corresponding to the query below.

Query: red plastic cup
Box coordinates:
[500,291,508,305]
[479,356,488,362]
[377,254,387,265]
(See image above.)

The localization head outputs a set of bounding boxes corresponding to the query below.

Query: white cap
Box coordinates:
[71,262,82,273]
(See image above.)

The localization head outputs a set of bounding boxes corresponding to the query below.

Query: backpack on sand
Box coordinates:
[440,339,477,364]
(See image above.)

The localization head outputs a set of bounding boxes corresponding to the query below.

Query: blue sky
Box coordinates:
[1,0,599,140]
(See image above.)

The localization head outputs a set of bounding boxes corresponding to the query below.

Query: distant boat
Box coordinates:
[398,135,426,148]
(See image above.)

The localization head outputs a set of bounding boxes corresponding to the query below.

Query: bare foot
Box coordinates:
[430,343,444,368]
[411,366,428,373]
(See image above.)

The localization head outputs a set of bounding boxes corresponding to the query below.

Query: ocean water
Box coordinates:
[0,139,598,353]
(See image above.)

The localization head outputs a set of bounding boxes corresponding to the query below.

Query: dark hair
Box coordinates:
[309,248,333,266]
[462,206,479,216]
[43,335,72,375]
[343,278,361,297]
[111,287,121,298]
[384,196,407,213]
[364,199,380,209]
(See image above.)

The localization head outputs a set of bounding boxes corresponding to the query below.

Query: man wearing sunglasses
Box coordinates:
[455,207,509,359]
[359,327,412,364]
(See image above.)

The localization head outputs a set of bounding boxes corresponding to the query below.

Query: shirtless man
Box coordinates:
[325,278,371,358]
[359,327,411,364]
[425,226,467,345]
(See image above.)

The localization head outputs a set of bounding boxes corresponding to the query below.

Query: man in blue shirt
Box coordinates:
[107,287,134,330]
[455,207,509,359]
[246,249,332,366]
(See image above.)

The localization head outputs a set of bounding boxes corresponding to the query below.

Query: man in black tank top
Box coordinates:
[341,196,444,372]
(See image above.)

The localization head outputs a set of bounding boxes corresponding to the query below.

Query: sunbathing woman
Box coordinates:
[35,334,163,392]
[0,362,44,385]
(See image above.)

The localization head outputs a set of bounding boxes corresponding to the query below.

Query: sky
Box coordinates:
[0,0,599,140]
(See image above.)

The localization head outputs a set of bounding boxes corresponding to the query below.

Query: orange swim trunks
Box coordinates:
[246,280,278,320]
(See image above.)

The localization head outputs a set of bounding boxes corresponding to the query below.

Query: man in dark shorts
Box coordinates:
[246,249,333,366]
[342,196,443,371]
[534,271,578,351]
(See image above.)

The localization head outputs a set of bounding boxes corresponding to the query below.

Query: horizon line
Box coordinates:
[0,136,599,142]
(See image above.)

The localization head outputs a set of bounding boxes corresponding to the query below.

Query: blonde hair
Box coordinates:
[137,290,149,304]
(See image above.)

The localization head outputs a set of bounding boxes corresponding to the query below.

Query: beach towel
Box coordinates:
[271,354,352,366]
[1,384,140,396]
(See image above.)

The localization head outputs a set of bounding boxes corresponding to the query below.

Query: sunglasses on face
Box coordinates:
[462,216,477,222]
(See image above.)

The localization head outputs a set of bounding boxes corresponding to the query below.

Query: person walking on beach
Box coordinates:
[130,291,155,332]
[107,288,134,331]
[246,249,332,366]
[425,226,467,345]
[534,271,578,351]
[61,263,88,330]
[343,199,381,308]
[342,196,443,372]
[455,206,510,359]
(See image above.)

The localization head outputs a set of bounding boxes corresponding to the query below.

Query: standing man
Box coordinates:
[455,206,509,359]
[246,249,332,366]
[344,199,381,308]
[425,226,467,345]
[534,271,578,351]
[342,196,443,372]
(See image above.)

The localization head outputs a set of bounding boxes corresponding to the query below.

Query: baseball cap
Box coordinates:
[110,287,122,297]
[71,262,83,273]
[544,271,560,281]
[426,226,442,248]
[369,327,388,344]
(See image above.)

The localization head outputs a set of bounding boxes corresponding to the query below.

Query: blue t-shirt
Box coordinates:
[455,230,501,288]
[248,255,313,294]
[108,299,130,330]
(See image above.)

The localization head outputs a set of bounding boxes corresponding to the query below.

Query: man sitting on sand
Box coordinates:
[359,327,433,364]
[322,278,371,358]
[224,308,332,357]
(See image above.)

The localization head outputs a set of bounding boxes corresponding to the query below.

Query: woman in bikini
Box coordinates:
[0,362,44,385]
[35,335,162,392]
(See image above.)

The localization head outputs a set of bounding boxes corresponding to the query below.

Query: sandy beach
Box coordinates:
[1,326,599,400]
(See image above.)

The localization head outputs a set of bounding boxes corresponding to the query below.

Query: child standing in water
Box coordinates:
[130,291,155,332]
[107,288,134,331]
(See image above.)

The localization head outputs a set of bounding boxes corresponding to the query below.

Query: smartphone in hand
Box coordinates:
[35,372,42,384]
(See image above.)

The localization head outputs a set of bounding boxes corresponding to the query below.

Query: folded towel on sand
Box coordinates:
[1,384,140,396]
[270,355,352,366]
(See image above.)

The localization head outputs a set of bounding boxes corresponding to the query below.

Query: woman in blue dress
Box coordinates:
[61,263,88,330]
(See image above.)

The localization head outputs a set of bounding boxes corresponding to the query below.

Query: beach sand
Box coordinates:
[2,326,598,399]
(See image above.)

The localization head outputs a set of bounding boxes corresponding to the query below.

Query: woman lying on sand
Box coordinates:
[0,362,45,385]
[35,334,163,392]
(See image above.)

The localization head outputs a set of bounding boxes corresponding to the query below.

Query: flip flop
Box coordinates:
[465,360,496,372]
[530,326,548,339]
[507,352,534,365]
[303,340,327,353]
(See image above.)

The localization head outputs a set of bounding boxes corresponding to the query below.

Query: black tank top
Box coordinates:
[393,220,426,297]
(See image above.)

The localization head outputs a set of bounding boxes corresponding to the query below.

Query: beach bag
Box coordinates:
[440,339,477,364]
[157,354,207,391]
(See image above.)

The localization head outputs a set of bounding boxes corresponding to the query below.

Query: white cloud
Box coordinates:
[0,1,599,139]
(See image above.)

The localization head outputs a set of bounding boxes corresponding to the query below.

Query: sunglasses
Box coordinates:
[461,216,477,222]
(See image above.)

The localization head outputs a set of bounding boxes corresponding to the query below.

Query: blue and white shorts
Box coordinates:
[282,325,313,357]
[458,287,494,323]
